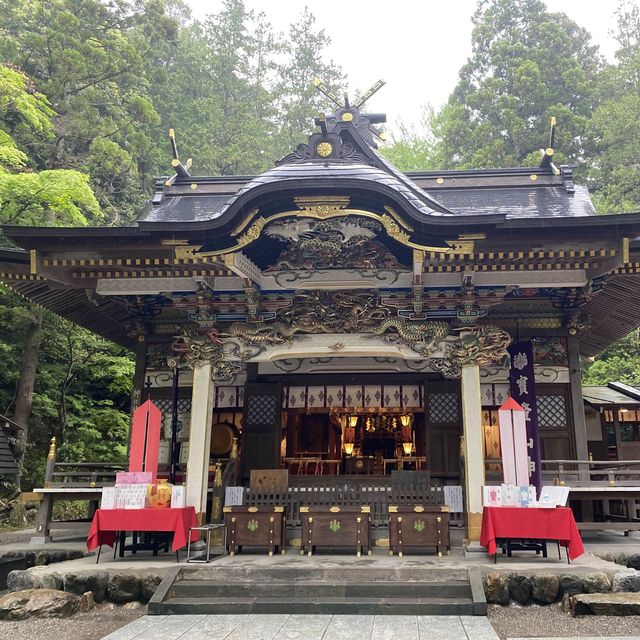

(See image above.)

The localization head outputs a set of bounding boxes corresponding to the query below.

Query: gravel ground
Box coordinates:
[489,603,640,639]
[0,603,146,640]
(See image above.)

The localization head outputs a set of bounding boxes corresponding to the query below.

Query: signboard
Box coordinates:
[444,485,463,513]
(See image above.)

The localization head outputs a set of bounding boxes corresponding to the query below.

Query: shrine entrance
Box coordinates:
[282,408,427,476]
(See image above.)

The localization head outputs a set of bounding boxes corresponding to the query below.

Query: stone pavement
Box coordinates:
[100,614,500,640]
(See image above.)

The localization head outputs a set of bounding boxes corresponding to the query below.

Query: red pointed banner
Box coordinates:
[129,399,162,482]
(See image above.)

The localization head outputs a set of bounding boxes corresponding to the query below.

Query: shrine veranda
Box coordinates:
[4,99,640,545]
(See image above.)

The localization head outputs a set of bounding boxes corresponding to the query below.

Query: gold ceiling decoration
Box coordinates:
[175,196,477,259]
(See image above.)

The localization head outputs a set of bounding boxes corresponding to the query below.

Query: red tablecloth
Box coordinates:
[480,506,585,560]
[86,508,198,552]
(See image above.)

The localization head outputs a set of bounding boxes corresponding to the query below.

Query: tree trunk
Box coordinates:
[14,305,43,489]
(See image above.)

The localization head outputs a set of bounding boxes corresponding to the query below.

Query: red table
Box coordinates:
[87,508,198,558]
[480,506,585,561]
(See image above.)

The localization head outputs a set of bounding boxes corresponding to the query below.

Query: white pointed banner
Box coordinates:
[498,397,529,486]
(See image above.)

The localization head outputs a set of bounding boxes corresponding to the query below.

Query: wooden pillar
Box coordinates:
[461,364,485,543]
[130,339,147,414]
[185,362,215,523]
[567,334,589,481]
[31,437,57,544]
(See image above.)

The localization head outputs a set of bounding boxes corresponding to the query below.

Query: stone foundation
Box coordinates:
[484,568,640,606]
[5,567,164,604]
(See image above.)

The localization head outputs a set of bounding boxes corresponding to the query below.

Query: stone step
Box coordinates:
[183,565,469,583]
[171,579,471,599]
[150,595,476,616]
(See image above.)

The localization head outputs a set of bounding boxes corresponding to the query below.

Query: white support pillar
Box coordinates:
[186,362,215,523]
[461,364,485,543]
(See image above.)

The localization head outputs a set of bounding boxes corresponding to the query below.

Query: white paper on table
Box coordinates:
[170,485,186,508]
[483,485,502,507]
[538,486,557,508]
[100,487,117,509]
[500,483,518,507]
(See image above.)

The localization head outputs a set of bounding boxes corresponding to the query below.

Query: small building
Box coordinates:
[584,381,640,461]
[3,98,640,542]
[0,414,22,478]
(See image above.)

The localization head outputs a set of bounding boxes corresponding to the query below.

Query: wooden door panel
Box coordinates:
[241,383,282,479]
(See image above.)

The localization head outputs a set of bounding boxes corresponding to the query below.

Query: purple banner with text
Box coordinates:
[508,341,542,493]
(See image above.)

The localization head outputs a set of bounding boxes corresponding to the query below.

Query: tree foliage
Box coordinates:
[0,0,345,489]
[384,0,602,170]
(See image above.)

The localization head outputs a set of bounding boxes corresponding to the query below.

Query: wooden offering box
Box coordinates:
[301,506,371,557]
[223,506,286,556]
[388,505,450,557]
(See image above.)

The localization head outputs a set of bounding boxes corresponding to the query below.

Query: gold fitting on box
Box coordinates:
[274,506,285,513]
[248,506,258,513]
[440,506,450,512]
[414,506,424,513]
[361,506,371,513]
[300,506,310,513]
[223,507,232,513]
[388,506,398,513]
[330,506,341,513]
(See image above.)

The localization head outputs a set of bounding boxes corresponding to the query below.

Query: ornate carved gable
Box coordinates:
[264,216,405,271]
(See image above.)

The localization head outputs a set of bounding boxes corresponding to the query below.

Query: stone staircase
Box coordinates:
[149,564,487,616]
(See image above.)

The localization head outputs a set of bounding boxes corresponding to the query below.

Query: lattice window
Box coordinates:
[538,395,567,430]
[245,395,278,425]
[429,393,460,424]
[153,398,191,415]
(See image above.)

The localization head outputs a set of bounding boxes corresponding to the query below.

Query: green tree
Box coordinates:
[0,64,107,489]
[272,7,345,160]
[583,330,640,385]
[586,1,640,212]
[381,107,440,171]
[430,0,602,169]
[0,0,178,223]
[153,0,279,175]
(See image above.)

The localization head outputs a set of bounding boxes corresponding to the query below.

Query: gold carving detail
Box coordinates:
[293,196,350,219]
[231,208,260,237]
[175,244,203,260]
[380,213,410,244]
[237,218,267,248]
[316,141,333,157]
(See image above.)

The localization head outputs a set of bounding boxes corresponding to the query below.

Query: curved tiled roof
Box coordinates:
[139,162,455,224]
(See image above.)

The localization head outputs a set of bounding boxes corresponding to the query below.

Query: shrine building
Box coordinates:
[4,90,640,544]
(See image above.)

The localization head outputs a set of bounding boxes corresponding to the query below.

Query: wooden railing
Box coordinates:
[47,462,126,487]
[541,459,640,486]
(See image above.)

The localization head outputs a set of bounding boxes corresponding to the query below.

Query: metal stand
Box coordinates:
[187,524,226,563]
